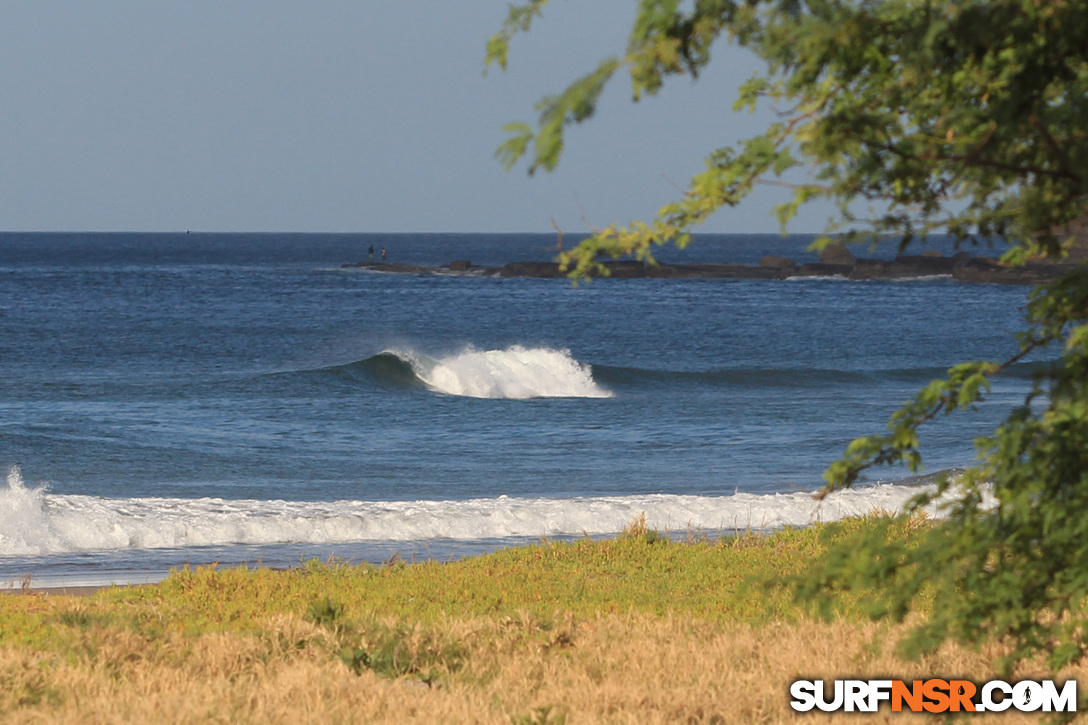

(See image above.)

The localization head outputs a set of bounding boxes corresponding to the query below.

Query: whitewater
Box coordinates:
[0,466,947,558]
[373,346,611,399]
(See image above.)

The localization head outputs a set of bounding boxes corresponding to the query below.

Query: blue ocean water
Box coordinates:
[0,233,1037,586]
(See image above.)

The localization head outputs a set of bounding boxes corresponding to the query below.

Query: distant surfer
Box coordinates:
[382,247,387,262]
[368,245,374,261]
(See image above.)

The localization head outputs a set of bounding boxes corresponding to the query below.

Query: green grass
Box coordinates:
[115,530,818,627]
[0,516,901,651]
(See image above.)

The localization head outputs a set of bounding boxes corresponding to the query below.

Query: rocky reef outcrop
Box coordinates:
[342,251,1077,285]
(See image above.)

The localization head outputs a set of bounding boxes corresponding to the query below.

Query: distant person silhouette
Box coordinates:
[368,245,374,261]
[382,248,387,261]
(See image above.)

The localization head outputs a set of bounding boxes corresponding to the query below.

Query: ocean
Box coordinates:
[0,232,1038,587]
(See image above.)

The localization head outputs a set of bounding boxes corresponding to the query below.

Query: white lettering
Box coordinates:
[868,680,893,711]
[844,680,870,712]
[1040,680,1077,713]
[789,681,816,712]
[982,681,1013,712]
[815,680,844,712]
[1014,681,1044,712]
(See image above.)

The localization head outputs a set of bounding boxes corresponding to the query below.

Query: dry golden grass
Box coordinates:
[2,611,1084,724]
[4,521,1083,723]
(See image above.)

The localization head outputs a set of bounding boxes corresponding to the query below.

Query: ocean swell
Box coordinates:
[292,353,1046,396]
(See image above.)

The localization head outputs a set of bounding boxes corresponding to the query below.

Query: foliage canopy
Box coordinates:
[489,0,1088,676]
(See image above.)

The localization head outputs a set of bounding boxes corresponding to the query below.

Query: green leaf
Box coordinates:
[495,122,534,171]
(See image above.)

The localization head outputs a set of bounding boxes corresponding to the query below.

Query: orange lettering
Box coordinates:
[922,679,951,713]
[892,680,924,712]
[949,680,977,712]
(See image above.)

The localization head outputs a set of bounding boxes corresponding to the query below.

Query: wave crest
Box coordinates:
[385,346,612,399]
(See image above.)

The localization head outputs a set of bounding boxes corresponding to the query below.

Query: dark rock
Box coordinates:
[891,255,957,276]
[795,263,854,277]
[341,252,1074,285]
[971,256,1007,269]
[952,257,1009,284]
[953,258,1073,284]
[659,264,783,280]
[492,260,789,280]
[848,259,892,280]
[498,262,567,278]
[759,255,797,270]
[601,260,650,278]
[819,243,855,266]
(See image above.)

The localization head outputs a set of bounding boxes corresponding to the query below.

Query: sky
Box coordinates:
[0,1,833,234]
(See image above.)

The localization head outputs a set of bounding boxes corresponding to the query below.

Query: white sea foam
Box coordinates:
[1,466,953,557]
[392,345,611,399]
[887,274,954,282]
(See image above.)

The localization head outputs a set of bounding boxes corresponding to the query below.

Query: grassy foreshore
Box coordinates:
[2,516,1083,723]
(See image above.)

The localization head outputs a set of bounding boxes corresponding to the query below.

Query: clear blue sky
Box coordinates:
[0,1,832,234]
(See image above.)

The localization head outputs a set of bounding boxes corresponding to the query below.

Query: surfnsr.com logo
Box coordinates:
[790,679,1077,713]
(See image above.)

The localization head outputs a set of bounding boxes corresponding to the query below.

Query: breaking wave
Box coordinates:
[1,466,952,557]
[306,354,1046,396]
[359,346,612,399]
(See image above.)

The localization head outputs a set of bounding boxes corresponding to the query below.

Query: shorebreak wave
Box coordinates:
[2,466,950,557]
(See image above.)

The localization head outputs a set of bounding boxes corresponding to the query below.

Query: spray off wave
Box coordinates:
[379,346,611,399]
[324,351,1046,396]
[3,466,948,557]
[350,355,1046,394]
